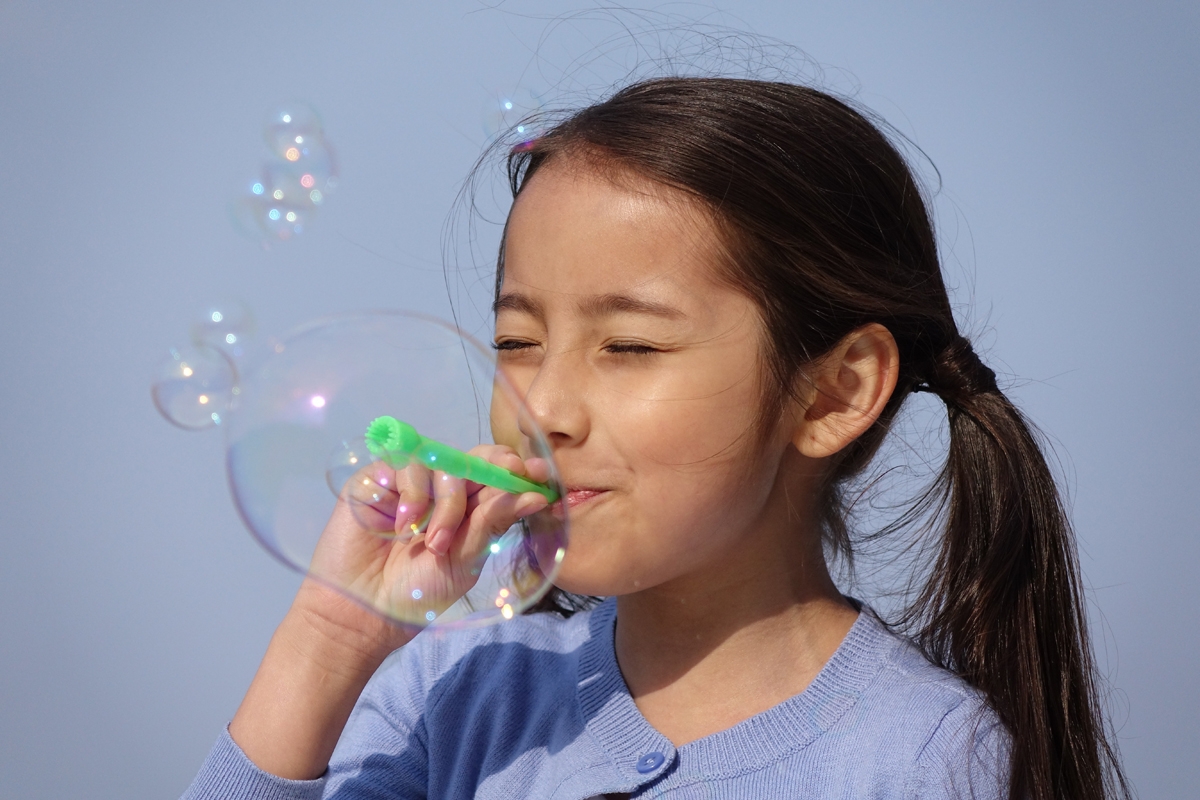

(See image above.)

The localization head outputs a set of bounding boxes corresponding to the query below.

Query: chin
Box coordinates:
[549,573,613,598]
[550,558,647,598]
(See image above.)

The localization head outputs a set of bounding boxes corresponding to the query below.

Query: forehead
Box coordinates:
[502,161,724,302]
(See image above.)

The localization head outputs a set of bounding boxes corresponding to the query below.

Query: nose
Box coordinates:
[518,349,589,448]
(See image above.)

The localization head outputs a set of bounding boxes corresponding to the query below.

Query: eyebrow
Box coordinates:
[493,291,685,321]
[493,292,543,318]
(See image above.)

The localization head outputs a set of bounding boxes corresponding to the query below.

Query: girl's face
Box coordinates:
[493,161,799,597]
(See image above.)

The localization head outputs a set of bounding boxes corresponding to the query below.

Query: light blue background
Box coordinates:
[1,2,1195,797]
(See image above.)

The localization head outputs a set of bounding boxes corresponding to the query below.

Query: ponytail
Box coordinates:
[908,336,1129,799]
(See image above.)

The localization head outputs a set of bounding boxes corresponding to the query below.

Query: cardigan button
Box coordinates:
[636,752,666,773]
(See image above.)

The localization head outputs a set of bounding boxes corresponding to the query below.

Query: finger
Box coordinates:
[462,444,526,496]
[424,471,467,556]
[458,489,549,563]
[343,462,400,534]
[467,443,519,463]
[521,457,552,485]
[391,463,433,542]
[467,445,553,487]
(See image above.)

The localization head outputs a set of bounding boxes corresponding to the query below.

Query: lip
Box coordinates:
[548,487,609,518]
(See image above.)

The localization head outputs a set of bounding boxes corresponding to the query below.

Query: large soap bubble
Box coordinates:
[224,310,567,630]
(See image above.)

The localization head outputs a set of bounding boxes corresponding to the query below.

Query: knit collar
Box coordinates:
[575,598,900,786]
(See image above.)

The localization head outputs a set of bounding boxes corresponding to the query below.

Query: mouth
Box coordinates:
[548,487,609,517]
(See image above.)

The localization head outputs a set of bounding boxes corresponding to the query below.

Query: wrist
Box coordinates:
[284,580,416,676]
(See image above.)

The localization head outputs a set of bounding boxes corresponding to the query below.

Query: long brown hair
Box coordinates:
[495,77,1128,799]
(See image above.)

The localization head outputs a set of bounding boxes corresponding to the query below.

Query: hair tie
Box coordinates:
[918,336,998,402]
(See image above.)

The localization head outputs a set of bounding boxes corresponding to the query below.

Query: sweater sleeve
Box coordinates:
[908,695,1011,800]
[320,635,444,799]
[179,727,326,800]
[180,630,444,800]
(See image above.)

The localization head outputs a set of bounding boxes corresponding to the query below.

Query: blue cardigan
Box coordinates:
[182,599,1008,799]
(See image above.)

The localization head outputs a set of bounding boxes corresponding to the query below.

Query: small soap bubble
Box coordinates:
[484,88,545,144]
[152,345,237,430]
[268,143,337,191]
[264,103,325,162]
[232,194,315,242]
[192,300,255,359]
[325,437,379,497]
[260,203,311,239]
[262,106,336,184]
[261,161,334,206]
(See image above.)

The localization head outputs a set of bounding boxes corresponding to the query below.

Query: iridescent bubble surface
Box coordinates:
[224,311,567,629]
[151,345,237,430]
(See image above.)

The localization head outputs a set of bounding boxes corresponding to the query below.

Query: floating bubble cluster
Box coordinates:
[152,302,256,430]
[484,88,545,146]
[234,103,337,242]
[224,311,566,629]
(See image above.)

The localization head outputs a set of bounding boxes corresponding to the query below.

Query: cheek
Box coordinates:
[556,376,773,591]
[610,359,764,470]
[631,424,769,542]
[489,399,521,450]
[557,440,772,596]
[489,373,532,455]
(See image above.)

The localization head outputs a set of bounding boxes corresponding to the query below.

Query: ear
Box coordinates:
[790,323,900,459]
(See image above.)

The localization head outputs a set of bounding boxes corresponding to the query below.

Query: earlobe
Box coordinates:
[789,324,900,459]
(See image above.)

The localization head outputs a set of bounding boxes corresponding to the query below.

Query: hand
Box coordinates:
[309,444,551,633]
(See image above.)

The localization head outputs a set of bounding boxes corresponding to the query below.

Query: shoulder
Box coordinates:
[866,614,989,723]
[850,612,1011,798]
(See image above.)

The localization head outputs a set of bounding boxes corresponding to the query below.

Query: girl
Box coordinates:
[183,78,1128,799]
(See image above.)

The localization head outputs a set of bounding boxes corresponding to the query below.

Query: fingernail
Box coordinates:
[427,528,452,555]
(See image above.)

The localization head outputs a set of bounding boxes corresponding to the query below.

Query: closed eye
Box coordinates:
[604,342,662,355]
[492,339,538,352]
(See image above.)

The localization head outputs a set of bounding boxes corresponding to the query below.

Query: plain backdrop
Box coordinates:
[1,2,1196,797]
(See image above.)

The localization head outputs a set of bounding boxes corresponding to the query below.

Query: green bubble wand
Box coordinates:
[363,416,559,503]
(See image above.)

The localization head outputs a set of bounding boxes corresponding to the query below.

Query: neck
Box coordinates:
[611,457,859,745]
[613,544,855,696]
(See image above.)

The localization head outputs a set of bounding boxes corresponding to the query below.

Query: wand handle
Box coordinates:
[364,416,559,503]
